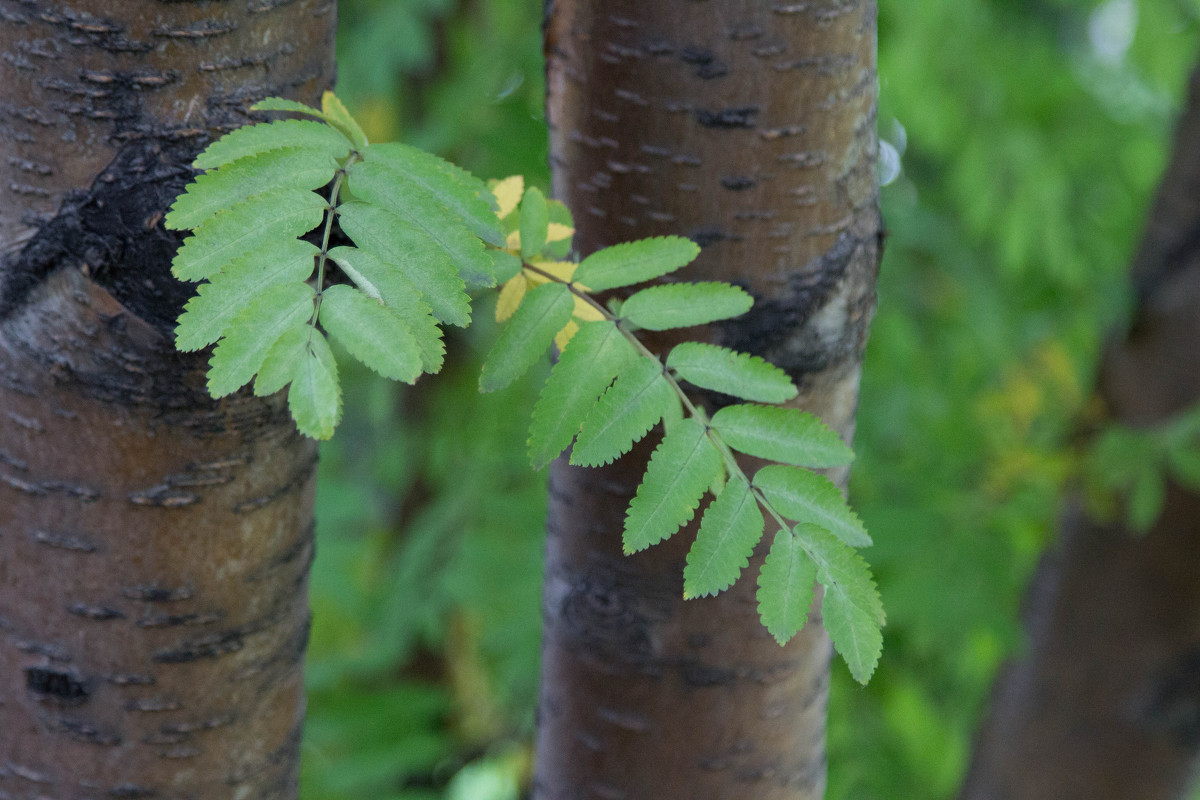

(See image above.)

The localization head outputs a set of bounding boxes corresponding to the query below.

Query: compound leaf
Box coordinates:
[288,328,342,440]
[683,475,765,598]
[319,284,422,383]
[756,528,817,645]
[321,90,368,149]
[712,404,853,468]
[571,357,676,468]
[620,282,752,331]
[528,320,638,470]
[193,119,354,170]
[667,342,797,404]
[795,524,884,684]
[255,326,311,397]
[207,282,316,397]
[574,236,700,292]
[519,186,548,259]
[624,418,722,554]
[480,282,573,393]
[753,465,870,547]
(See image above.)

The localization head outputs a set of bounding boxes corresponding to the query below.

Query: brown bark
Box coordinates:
[0,2,335,797]
[959,66,1200,800]
[536,3,881,798]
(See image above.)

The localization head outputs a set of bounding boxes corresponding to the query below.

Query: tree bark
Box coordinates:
[959,65,1200,800]
[0,2,335,797]
[535,3,881,798]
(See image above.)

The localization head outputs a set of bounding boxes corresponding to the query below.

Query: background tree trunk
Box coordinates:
[535,3,881,798]
[0,2,334,796]
[959,64,1200,800]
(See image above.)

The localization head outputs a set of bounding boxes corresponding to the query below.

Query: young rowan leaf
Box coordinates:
[193,119,354,171]
[490,250,523,284]
[288,329,342,440]
[480,282,574,393]
[338,201,471,327]
[528,320,639,470]
[667,342,797,404]
[251,97,324,117]
[756,528,817,645]
[165,147,337,231]
[684,475,765,598]
[321,90,368,149]
[174,238,318,351]
[319,284,422,383]
[573,236,700,292]
[254,325,312,397]
[624,418,722,554]
[571,357,676,468]
[171,188,326,283]
[620,282,753,330]
[206,282,316,397]
[362,143,504,247]
[794,523,884,683]
[753,465,871,547]
[712,404,853,468]
[519,186,549,259]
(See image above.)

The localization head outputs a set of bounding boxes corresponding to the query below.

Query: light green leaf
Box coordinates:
[544,200,575,260]
[347,162,495,288]
[174,239,317,351]
[193,119,353,170]
[571,357,676,468]
[480,282,574,393]
[753,465,870,547]
[171,188,326,283]
[667,343,797,404]
[1127,467,1165,533]
[623,418,722,554]
[683,475,765,598]
[528,320,638,470]
[794,524,884,683]
[620,282,753,330]
[206,282,316,397]
[337,201,471,327]
[327,246,444,372]
[322,91,368,150]
[490,250,523,284]
[519,186,548,259]
[255,325,311,397]
[756,528,817,645]
[251,97,323,117]
[319,284,422,383]
[166,147,337,231]
[288,329,342,440]
[363,142,504,247]
[712,404,853,468]
[574,237,700,292]
[1167,441,1200,489]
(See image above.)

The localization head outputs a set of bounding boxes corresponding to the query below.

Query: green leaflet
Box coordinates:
[327,246,444,373]
[527,320,638,470]
[255,325,312,397]
[667,342,797,404]
[288,329,342,440]
[363,142,504,248]
[620,282,753,331]
[480,282,574,393]
[322,91,368,150]
[172,188,326,283]
[519,186,549,259]
[756,528,818,646]
[683,475,765,598]
[624,418,722,554]
[573,236,700,292]
[794,523,884,684]
[175,239,318,351]
[166,147,338,231]
[207,282,316,397]
[490,250,523,284]
[251,97,323,117]
[544,200,575,260]
[193,119,354,171]
[347,161,495,288]
[571,357,677,468]
[753,465,870,547]
[319,284,422,384]
[337,201,471,327]
[711,404,854,468]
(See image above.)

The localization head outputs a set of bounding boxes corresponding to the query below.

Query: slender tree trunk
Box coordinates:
[0,2,334,796]
[535,3,881,798]
[960,65,1200,800]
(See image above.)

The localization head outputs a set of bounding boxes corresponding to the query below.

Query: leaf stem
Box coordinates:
[310,151,360,326]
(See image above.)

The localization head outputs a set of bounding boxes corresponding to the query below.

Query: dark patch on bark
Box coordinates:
[25,666,89,704]
[690,227,741,247]
[678,657,737,687]
[67,603,126,621]
[695,106,758,129]
[47,715,122,746]
[721,175,756,191]
[108,784,156,799]
[555,569,661,664]
[152,630,244,664]
[680,46,729,79]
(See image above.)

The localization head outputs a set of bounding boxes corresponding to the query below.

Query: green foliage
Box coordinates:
[712,404,855,468]
[479,282,573,392]
[619,282,753,331]
[667,343,798,404]
[755,465,872,548]
[683,475,764,598]
[518,186,549,259]
[573,236,700,291]
[570,357,676,468]
[756,528,817,645]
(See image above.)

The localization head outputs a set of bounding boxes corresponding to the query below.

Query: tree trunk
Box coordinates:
[0,2,334,797]
[535,3,881,798]
[959,65,1200,800]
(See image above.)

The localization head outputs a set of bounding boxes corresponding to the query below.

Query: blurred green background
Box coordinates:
[300,1,1200,797]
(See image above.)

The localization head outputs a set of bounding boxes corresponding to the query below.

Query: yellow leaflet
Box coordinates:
[493,175,524,218]
[505,230,521,251]
[496,275,527,322]
[573,295,605,322]
[528,260,577,284]
[546,222,575,243]
[555,320,579,352]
